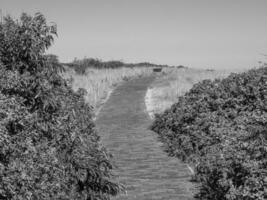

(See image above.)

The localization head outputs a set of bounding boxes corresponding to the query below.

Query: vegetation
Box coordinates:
[65,58,124,74]
[0,13,120,199]
[145,68,231,118]
[151,66,267,199]
[64,57,180,75]
[63,66,152,112]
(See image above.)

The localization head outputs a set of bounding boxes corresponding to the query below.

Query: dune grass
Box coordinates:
[63,66,153,114]
[145,67,236,118]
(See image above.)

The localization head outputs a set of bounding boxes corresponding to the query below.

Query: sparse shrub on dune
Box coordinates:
[151,67,267,200]
[0,13,120,199]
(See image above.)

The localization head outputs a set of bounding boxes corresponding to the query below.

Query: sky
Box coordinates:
[1,0,267,69]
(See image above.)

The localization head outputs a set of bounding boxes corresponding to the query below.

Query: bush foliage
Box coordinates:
[64,58,176,75]
[151,67,267,200]
[0,13,120,199]
[66,58,125,74]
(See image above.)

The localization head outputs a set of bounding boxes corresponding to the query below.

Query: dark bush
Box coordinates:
[151,67,267,200]
[65,58,172,75]
[67,58,125,74]
[153,68,162,72]
[0,13,120,199]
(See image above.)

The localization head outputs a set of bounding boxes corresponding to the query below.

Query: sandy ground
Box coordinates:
[145,88,173,119]
[94,88,115,119]
[144,88,154,119]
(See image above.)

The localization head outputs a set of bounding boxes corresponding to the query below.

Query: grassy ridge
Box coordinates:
[151,67,267,199]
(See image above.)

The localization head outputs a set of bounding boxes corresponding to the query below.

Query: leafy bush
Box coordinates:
[151,67,267,200]
[0,13,120,199]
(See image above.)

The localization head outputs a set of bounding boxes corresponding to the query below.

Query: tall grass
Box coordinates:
[145,67,238,118]
[63,66,152,114]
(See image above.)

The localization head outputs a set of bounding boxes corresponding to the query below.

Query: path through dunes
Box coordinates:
[96,76,195,200]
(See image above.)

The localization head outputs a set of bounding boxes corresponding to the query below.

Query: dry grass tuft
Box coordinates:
[62,66,152,114]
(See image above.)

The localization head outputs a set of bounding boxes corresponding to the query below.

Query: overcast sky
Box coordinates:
[1,0,267,69]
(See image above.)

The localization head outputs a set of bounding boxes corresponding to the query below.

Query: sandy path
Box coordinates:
[96,76,195,200]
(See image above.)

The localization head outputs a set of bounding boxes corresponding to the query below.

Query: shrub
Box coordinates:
[68,58,125,74]
[0,13,120,199]
[65,58,171,75]
[151,67,267,200]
